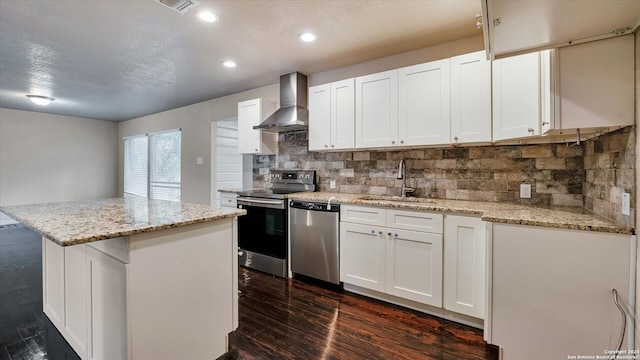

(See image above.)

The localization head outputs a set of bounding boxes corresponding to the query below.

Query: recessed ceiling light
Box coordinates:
[198,11,217,22]
[26,95,55,106]
[298,32,317,42]
[222,60,237,68]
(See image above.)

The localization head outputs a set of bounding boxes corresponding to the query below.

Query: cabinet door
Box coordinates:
[86,246,127,360]
[340,222,386,292]
[492,52,542,140]
[308,84,331,151]
[385,229,443,307]
[43,237,65,329]
[443,215,485,319]
[331,78,355,150]
[557,35,634,130]
[64,244,88,357]
[355,70,398,148]
[450,51,492,144]
[238,99,276,154]
[398,59,450,146]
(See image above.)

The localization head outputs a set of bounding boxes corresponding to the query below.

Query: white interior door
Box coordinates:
[211,119,243,206]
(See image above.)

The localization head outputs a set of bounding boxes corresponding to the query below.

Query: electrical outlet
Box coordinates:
[520,184,531,199]
[196,157,203,165]
[622,193,630,216]
[329,179,336,189]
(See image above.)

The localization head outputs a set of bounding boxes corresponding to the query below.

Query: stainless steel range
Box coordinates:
[236,169,315,278]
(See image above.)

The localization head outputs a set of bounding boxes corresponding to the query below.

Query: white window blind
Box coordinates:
[124,135,148,197]
[124,130,181,201]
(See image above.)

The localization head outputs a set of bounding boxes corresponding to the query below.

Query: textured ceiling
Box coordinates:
[0,0,481,121]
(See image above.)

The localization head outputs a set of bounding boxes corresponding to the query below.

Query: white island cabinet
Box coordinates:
[5,197,244,360]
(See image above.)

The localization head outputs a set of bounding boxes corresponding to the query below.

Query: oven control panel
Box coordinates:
[271,170,315,185]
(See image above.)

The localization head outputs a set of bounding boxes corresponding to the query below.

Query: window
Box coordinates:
[124,130,181,201]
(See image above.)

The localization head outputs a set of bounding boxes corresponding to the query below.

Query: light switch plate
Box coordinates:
[196,157,203,165]
[329,179,336,189]
[622,193,630,216]
[520,184,531,199]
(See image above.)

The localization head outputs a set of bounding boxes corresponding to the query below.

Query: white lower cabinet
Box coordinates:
[340,206,443,308]
[340,222,386,292]
[443,215,485,319]
[340,206,488,326]
[386,228,442,307]
[85,245,127,360]
[490,224,633,359]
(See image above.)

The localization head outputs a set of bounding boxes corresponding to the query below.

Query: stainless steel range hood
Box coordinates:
[254,72,308,133]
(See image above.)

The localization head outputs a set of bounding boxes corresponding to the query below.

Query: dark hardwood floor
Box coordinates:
[0,223,498,360]
[223,268,499,360]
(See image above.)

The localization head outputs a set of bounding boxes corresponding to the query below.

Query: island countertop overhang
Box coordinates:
[0,197,246,246]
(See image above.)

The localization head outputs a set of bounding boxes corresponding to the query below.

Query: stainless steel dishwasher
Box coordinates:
[289,200,340,285]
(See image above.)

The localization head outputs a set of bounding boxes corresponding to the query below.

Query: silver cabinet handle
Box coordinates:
[400,140,404,144]
[454,136,458,141]
[527,128,535,133]
[391,141,396,144]
[542,121,549,126]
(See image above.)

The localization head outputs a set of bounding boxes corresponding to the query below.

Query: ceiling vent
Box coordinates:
[154,0,200,14]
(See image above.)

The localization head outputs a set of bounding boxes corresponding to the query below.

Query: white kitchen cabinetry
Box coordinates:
[85,245,127,360]
[41,219,238,360]
[547,35,635,133]
[492,50,553,141]
[443,215,485,319]
[238,98,277,154]
[43,237,65,333]
[308,78,355,151]
[340,205,443,308]
[355,70,398,148]
[220,192,238,208]
[450,51,492,144]
[490,223,633,359]
[398,59,450,146]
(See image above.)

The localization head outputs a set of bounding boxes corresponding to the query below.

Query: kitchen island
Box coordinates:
[1,196,246,360]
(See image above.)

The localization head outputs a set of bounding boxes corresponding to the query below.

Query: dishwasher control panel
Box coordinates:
[290,200,340,212]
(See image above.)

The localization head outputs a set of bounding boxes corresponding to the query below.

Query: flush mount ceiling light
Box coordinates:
[26,95,55,105]
[297,32,317,42]
[222,60,237,68]
[197,11,217,22]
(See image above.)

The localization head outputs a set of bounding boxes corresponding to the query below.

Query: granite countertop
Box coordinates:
[287,192,633,234]
[0,197,246,246]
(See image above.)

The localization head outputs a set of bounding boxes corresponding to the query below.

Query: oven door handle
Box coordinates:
[237,198,284,206]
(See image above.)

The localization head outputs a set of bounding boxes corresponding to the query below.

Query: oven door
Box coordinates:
[237,197,287,260]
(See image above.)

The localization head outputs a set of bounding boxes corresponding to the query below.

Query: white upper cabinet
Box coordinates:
[548,35,635,133]
[450,51,492,144]
[237,98,277,154]
[398,59,451,146]
[492,50,552,141]
[355,70,398,148]
[308,79,355,151]
[481,0,640,58]
[308,84,331,151]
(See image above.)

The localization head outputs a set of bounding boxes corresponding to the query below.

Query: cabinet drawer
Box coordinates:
[220,193,238,208]
[386,209,443,234]
[341,205,386,225]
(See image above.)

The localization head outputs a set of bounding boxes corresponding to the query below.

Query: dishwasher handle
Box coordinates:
[290,200,340,212]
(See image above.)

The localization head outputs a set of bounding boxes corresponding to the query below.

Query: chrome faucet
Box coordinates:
[397,159,415,198]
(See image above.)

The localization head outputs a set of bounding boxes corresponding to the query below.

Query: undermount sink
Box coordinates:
[357,195,436,204]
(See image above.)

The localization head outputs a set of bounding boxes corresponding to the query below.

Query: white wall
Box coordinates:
[118,83,280,205]
[0,108,118,206]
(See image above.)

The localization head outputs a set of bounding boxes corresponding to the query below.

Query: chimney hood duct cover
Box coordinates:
[254,72,308,133]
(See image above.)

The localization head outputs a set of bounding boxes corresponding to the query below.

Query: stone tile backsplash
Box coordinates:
[252,127,635,227]
[583,126,635,227]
